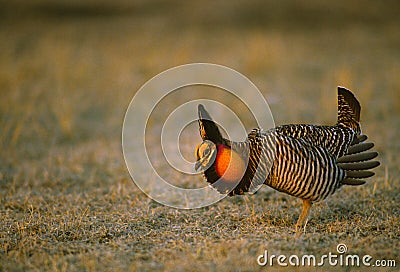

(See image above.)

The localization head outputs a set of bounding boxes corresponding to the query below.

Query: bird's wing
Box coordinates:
[257,131,345,201]
[273,124,355,158]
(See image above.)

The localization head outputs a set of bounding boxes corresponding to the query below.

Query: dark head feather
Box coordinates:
[198,104,224,143]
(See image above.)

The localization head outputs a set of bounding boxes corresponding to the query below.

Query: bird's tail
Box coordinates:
[337,87,361,134]
[337,134,380,186]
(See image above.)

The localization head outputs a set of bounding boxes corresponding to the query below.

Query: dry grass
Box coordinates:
[1,0,399,271]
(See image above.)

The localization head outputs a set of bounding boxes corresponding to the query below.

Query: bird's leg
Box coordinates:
[295,199,312,238]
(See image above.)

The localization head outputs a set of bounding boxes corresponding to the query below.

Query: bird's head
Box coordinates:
[195,104,247,193]
[194,140,217,173]
[195,140,246,183]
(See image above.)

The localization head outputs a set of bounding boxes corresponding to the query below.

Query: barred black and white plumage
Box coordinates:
[195,87,380,237]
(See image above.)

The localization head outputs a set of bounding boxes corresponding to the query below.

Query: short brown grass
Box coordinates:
[1,1,399,271]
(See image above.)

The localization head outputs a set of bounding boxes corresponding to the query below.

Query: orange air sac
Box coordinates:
[215,144,246,182]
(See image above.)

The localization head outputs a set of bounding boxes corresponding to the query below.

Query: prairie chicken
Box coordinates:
[195,87,379,237]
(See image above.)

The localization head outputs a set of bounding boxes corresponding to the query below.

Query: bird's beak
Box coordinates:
[194,155,210,172]
[194,160,201,172]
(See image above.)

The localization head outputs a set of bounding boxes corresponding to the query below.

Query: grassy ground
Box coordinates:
[1,1,399,271]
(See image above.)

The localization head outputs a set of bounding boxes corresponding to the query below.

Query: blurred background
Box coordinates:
[2,0,399,189]
[1,0,399,162]
[1,0,399,270]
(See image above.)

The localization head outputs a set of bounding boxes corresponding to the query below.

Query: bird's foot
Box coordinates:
[294,220,308,239]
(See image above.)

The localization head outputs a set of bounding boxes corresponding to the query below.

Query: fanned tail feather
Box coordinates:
[338,161,380,171]
[341,179,367,186]
[337,151,378,163]
[346,142,374,155]
[345,170,375,179]
[337,87,361,134]
[338,134,380,186]
[351,134,367,145]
